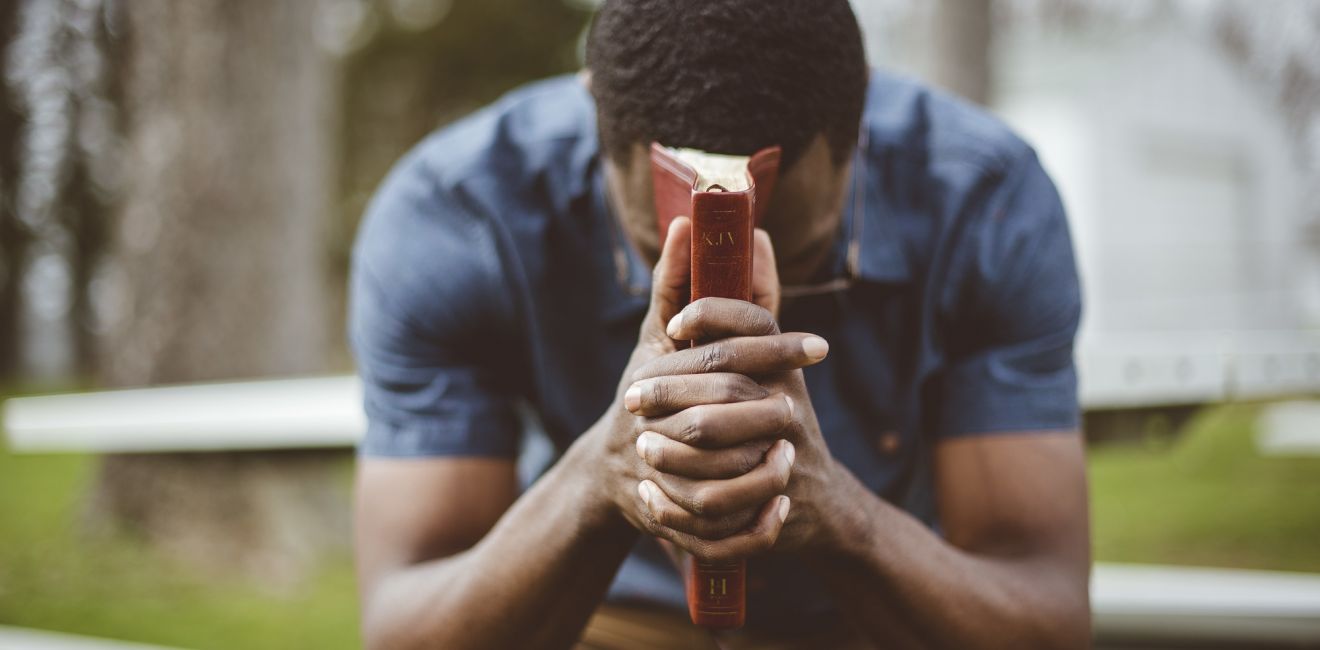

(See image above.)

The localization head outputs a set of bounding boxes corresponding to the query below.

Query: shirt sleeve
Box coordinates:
[936,149,1082,438]
[348,160,524,458]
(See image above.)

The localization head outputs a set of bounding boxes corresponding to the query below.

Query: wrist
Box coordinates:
[558,423,633,538]
[811,460,878,559]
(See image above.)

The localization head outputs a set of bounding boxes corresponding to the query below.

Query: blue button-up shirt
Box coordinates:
[349,71,1081,631]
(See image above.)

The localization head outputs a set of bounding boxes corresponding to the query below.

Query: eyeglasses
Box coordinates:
[777,128,868,300]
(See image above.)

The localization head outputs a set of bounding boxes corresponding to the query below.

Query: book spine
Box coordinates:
[685,555,746,629]
[686,189,754,629]
[689,191,754,303]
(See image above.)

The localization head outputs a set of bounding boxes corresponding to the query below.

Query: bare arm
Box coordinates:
[355,445,638,650]
[808,432,1091,649]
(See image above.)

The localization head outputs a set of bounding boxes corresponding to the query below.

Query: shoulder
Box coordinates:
[857,72,1076,325]
[408,74,597,196]
[861,70,1030,177]
[860,71,1069,281]
[351,75,595,337]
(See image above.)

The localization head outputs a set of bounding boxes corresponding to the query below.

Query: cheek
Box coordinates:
[764,208,835,255]
[761,216,809,258]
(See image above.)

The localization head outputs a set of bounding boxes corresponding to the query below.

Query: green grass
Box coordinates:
[0,448,360,649]
[1090,402,1320,572]
[1,402,1317,648]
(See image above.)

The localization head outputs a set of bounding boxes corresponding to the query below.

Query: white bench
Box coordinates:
[2,375,364,452]
[1257,400,1320,457]
[0,626,179,650]
[1092,564,1320,644]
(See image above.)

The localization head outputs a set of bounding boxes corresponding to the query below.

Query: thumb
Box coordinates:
[751,227,780,319]
[648,216,692,329]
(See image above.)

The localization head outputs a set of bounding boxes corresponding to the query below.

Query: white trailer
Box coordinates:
[994,22,1320,411]
[850,3,1320,419]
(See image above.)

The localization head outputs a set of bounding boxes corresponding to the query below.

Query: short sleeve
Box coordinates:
[348,159,524,458]
[936,150,1082,438]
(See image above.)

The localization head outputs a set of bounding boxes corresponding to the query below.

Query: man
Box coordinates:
[349,0,1090,648]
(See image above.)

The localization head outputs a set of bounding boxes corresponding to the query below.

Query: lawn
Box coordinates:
[1089,402,1320,572]
[1,401,1317,648]
[0,451,360,649]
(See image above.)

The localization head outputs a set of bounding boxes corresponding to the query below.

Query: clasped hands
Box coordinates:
[590,217,842,564]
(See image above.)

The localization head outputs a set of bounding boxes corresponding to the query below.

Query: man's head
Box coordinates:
[584,0,868,282]
[586,0,867,171]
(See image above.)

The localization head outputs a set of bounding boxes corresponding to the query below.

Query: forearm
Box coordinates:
[809,465,1090,649]
[362,440,638,650]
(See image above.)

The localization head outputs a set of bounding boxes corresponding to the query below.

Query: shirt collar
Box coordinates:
[587,154,651,325]
[846,131,914,285]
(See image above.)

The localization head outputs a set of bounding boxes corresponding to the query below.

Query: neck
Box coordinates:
[604,157,663,267]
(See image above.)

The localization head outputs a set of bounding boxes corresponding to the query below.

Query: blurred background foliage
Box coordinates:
[332,0,591,361]
[1,1,592,646]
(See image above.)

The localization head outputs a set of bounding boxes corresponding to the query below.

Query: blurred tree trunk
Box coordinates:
[91,0,344,584]
[327,0,590,366]
[0,0,24,383]
[6,0,119,384]
[927,0,993,105]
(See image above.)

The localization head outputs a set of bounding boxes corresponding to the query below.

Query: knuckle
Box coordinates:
[741,306,778,336]
[715,377,740,403]
[690,516,721,539]
[712,375,749,403]
[681,407,708,445]
[650,502,674,528]
[647,440,666,468]
[702,517,733,539]
[777,397,793,431]
[732,375,765,401]
[646,380,669,410]
[691,541,722,564]
[688,299,708,323]
[679,302,707,338]
[731,447,762,475]
[698,345,726,373]
[713,513,748,539]
[689,486,718,516]
[780,335,803,360]
[705,544,736,564]
[638,507,662,534]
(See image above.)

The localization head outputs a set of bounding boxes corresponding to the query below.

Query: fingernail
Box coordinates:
[624,384,641,411]
[802,336,829,360]
[783,441,796,468]
[638,481,653,507]
[778,496,791,523]
[783,394,795,418]
[666,312,683,338]
[636,431,653,459]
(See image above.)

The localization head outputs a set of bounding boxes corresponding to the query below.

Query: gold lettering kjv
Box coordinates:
[702,232,735,246]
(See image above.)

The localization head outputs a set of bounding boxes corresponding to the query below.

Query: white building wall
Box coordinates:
[992,20,1319,407]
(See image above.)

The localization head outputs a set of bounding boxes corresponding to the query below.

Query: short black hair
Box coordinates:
[585,0,868,171]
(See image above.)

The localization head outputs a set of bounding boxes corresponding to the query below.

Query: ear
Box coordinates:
[578,69,593,93]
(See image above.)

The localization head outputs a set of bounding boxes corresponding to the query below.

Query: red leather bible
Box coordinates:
[649,142,781,629]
